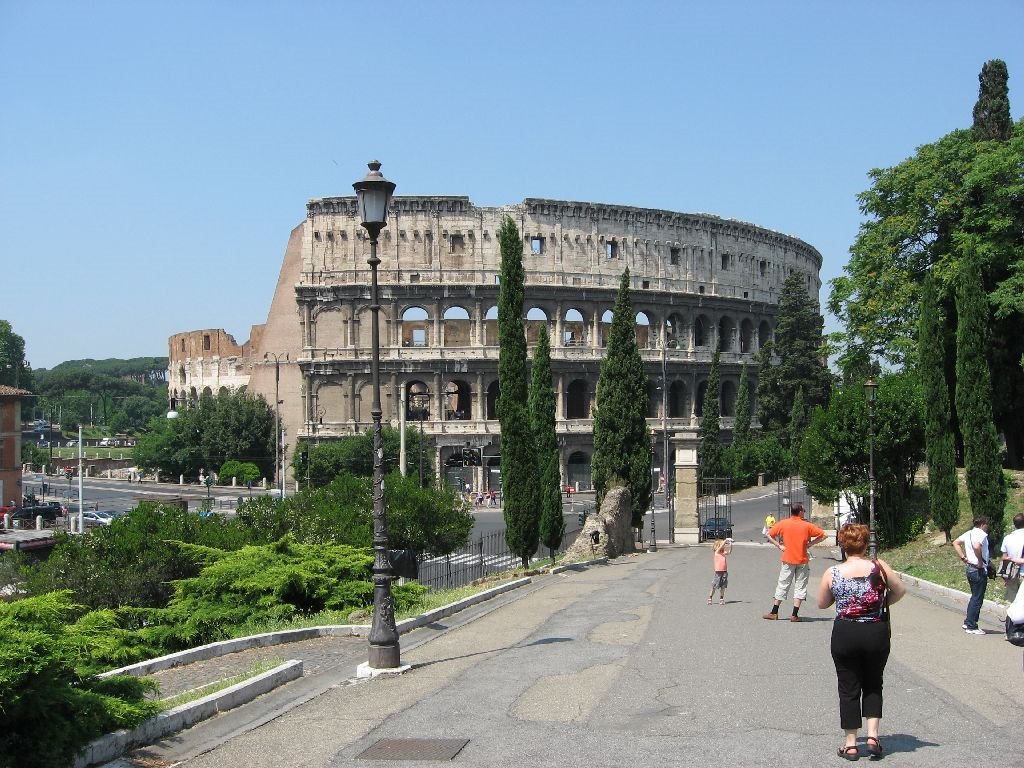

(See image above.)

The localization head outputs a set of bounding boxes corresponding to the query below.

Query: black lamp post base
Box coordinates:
[367,644,403,670]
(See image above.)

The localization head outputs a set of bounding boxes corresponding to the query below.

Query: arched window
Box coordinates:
[443,380,472,420]
[401,306,431,347]
[758,320,772,350]
[563,308,586,346]
[484,306,499,346]
[740,319,754,353]
[443,306,471,347]
[406,381,431,421]
[525,307,548,346]
[694,315,710,348]
[567,451,592,491]
[635,312,652,349]
[669,381,689,418]
[718,316,736,352]
[566,379,590,419]
[486,380,499,420]
[599,310,614,347]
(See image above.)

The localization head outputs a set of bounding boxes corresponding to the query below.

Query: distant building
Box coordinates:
[169,194,822,492]
[0,384,32,506]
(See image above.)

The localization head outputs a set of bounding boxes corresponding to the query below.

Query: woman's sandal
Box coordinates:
[837,745,859,761]
[865,737,883,759]
[707,597,712,605]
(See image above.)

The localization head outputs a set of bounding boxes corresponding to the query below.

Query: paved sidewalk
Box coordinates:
[117,543,1023,767]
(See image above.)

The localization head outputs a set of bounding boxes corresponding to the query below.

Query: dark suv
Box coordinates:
[10,505,59,524]
[701,516,733,541]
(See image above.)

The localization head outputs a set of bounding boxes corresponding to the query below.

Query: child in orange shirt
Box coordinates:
[707,538,733,605]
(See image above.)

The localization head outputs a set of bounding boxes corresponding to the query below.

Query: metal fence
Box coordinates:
[415,524,583,592]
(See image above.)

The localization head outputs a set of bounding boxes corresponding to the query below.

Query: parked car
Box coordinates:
[701,516,733,541]
[11,505,59,523]
[65,440,77,447]
[81,511,114,527]
[98,438,113,447]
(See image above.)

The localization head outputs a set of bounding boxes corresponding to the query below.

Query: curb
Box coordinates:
[81,577,538,766]
[895,570,1008,629]
[75,660,303,768]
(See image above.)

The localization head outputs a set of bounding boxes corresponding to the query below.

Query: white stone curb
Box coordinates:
[74,659,303,768]
[895,570,1008,626]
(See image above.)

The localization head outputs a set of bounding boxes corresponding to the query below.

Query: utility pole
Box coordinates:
[265,352,288,497]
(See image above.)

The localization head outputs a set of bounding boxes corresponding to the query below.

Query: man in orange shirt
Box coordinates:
[763,503,826,622]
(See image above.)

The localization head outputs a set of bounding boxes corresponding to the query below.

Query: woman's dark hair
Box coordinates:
[838,523,869,555]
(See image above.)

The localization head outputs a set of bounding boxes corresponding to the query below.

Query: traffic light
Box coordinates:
[461,447,482,466]
[64,468,73,480]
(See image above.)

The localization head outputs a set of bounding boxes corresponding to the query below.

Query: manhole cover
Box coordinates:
[356,738,469,761]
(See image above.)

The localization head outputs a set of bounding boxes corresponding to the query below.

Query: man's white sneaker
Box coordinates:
[964,628,985,635]
[962,623,968,629]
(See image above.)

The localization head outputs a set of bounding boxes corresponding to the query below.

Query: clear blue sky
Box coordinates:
[3,1,1021,370]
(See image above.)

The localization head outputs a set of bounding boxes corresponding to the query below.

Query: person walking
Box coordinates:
[763,503,826,622]
[952,516,991,634]
[998,513,1024,603]
[817,523,906,760]
[707,538,733,605]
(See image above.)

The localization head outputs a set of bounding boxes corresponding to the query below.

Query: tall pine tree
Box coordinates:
[756,273,831,436]
[496,216,540,566]
[972,59,1013,141]
[591,269,651,526]
[698,346,723,483]
[788,386,808,474]
[528,326,564,562]
[955,251,1007,544]
[919,272,959,542]
[733,363,751,448]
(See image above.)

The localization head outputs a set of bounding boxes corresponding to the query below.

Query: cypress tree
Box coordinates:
[972,59,1013,141]
[919,272,959,542]
[591,269,651,527]
[756,273,831,436]
[955,252,1007,544]
[733,363,751,447]
[698,347,724,483]
[788,386,807,474]
[496,216,540,566]
[528,326,564,562]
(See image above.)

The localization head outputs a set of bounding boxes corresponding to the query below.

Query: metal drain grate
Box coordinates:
[356,738,469,761]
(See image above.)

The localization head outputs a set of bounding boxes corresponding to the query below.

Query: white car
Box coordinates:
[82,511,114,526]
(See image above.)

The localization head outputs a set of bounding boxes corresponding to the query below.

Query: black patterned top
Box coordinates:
[830,562,887,622]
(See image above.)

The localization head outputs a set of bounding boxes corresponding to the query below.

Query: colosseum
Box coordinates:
[169,187,822,512]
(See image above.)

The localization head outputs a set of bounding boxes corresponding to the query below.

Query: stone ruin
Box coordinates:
[561,485,636,562]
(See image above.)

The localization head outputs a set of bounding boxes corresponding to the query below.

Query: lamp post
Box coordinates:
[264,352,288,498]
[411,391,430,488]
[354,160,401,670]
[661,342,673,543]
[864,377,878,560]
[648,439,657,552]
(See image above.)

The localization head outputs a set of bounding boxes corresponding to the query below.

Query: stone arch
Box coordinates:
[566,451,592,491]
[694,314,711,348]
[443,306,471,347]
[218,386,229,397]
[647,379,659,418]
[718,316,737,352]
[669,380,689,418]
[401,306,431,348]
[739,318,754,353]
[202,386,213,397]
[563,308,586,346]
[486,380,499,420]
[635,311,653,349]
[721,380,737,417]
[317,384,345,421]
[665,313,685,348]
[695,380,707,418]
[599,310,614,347]
[443,379,472,421]
[313,306,345,348]
[406,380,431,422]
[484,305,499,346]
[566,379,590,419]
[758,320,772,350]
[525,306,549,346]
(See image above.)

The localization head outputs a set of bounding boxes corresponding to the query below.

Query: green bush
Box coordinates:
[0,592,158,768]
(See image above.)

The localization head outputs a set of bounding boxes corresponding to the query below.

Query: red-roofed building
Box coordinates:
[0,384,31,508]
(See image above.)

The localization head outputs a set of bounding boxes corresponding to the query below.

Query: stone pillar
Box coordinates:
[673,428,700,544]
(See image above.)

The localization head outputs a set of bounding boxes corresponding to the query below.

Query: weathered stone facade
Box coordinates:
[168,194,822,492]
[168,329,255,404]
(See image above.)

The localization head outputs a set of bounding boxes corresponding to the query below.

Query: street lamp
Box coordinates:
[648,439,657,552]
[264,352,288,498]
[864,376,879,560]
[354,159,401,670]
[410,390,430,488]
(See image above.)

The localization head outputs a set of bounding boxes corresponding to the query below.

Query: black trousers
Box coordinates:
[830,618,891,729]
